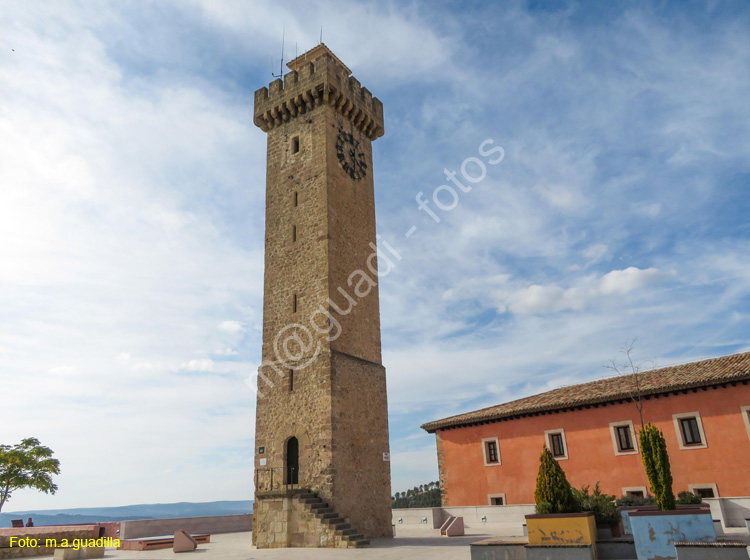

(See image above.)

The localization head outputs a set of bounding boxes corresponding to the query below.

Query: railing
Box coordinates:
[255,467,298,492]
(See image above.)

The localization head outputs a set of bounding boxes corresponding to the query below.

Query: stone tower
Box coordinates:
[251,44,391,548]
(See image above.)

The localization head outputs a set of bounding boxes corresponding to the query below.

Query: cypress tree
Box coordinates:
[534,446,580,514]
[639,423,675,511]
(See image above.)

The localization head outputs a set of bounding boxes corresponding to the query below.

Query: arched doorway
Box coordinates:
[286,437,299,486]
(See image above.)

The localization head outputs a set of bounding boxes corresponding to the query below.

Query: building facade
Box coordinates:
[422,352,750,507]
[252,44,392,547]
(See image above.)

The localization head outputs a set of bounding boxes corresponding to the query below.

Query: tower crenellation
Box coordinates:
[254,47,384,140]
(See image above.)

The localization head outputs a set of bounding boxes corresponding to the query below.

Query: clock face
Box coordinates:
[335,129,367,180]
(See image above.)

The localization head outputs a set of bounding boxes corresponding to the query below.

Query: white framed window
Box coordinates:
[741,406,750,441]
[622,486,648,498]
[488,493,506,506]
[544,429,568,460]
[609,420,639,455]
[482,437,501,466]
[672,412,708,450]
[688,483,719,499]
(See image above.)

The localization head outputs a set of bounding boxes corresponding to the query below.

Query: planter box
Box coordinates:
[630,509,716,560]
[525,512,597,559]
[618,503,710,535]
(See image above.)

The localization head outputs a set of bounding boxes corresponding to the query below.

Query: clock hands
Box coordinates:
[336,128,367,180]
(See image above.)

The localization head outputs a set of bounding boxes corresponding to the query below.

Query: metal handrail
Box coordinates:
[255,466,298,491]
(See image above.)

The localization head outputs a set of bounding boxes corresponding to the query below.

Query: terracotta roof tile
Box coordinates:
[421,351,750,433]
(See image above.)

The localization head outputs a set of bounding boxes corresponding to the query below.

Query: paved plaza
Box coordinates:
[19,527,750,559]
[104,530,500,560]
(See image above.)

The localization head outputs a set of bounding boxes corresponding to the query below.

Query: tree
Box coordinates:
[0,437,61,513]
[534,446,580,514]
[639,423,675,511]
[605,339,654,429]
[392,482,442,509]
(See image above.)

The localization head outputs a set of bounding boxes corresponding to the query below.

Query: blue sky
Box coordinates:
[1,0,749,510]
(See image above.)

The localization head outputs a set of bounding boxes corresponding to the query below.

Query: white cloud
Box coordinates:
[0,2,262,510]
[48,366,78,375]
[178,359,216,372]
[506,267,670,315]
[218,321,245,334]
[635,202,662,218]
[509,284,573,314]
[583,244,609,261]
[187,0,452,82]
[598,267,669,295]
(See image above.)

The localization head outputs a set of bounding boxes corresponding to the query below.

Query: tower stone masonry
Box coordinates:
[251,44,392,548]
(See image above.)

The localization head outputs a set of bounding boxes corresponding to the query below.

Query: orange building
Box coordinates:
[422,352,750,507]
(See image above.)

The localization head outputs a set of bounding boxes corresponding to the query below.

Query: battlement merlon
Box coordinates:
[253,46,384,141]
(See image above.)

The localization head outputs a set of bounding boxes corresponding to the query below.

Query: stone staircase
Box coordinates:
[295,490,370,548]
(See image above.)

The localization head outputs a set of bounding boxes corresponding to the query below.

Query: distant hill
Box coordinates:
[392,482,441,509]
[1,500,253,528]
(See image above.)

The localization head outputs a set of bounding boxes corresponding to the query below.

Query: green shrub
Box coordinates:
[639,423,676,511]
[676,491,703,505]
[535,501,554,514]
[534,446,580,514]
[615,494,655,507]
[572,483,619,525]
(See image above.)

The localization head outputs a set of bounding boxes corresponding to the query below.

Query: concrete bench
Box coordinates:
[675,541,749,560]
[52,547,104,560]
[119,533,210,551]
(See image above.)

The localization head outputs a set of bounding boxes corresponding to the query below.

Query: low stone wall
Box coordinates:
[675,542,750,560]
[712,497,750,528]
[470,539,526,560]
[393,505,534,536]
[395,498,750,534]
[469,540,597,560]
[118,514,252,539]
[526,544,595,560]
[391,508,443,529]
[0,527,100,560]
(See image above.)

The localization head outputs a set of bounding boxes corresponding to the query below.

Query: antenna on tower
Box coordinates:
[320,26,323,45]
[294,42,298,71]
[272,27,285,79]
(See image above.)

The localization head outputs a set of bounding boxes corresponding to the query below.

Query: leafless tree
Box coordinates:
[605,340,654,430]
